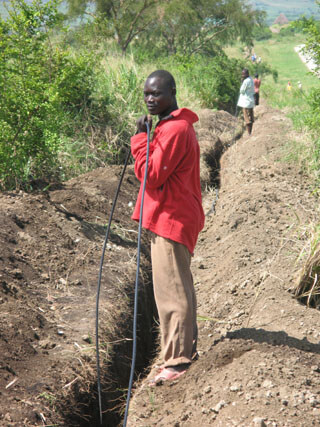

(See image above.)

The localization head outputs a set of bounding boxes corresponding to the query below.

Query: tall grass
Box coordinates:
[226,34,318,92]
[57,49,204,179]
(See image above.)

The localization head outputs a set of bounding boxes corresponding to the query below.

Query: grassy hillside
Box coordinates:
[248,0,320,24]
[226,34,319,92]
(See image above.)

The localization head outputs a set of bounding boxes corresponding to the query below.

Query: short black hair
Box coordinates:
[255,73,259,78]
[147,70,176,90]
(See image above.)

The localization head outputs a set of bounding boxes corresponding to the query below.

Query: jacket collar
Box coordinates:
[156,108,199,128]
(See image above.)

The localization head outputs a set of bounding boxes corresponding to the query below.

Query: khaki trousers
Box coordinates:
[151,234,197,367]
[243,107,254,125]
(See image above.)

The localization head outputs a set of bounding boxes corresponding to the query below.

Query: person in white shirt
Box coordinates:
[237,68,255,135]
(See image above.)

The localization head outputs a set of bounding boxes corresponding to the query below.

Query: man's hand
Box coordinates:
[136,115,152,134]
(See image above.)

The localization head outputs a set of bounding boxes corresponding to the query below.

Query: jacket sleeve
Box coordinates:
[239,79,248,95]
[131,122,188,189]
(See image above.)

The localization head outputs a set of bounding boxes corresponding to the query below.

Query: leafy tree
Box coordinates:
[0,0,98,189]
[253,25,272,41]
[67,0,163,53]
[138,0,263,56]
[66,0,264,56]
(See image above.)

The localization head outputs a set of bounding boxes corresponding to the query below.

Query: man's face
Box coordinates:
[144,77,174,116]
[242,70,249,80]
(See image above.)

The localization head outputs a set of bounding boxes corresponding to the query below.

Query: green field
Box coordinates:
[226,33,319,90]
[248,0,320,24]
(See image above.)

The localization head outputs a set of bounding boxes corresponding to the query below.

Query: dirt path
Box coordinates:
[1,102,320,426]
[295,44,318,74]
[127,103,320,426]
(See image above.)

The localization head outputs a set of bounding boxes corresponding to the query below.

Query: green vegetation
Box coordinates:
[0,0,277,190]
[66,0,263,55]
[0,0,319,193]
[0,0,145,189]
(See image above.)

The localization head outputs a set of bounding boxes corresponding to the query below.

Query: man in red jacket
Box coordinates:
[131,70,205,384]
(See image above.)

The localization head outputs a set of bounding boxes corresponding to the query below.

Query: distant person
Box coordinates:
[253,73,261,106]
[287,81,292,91]
[257,56,262,64]
[298,81,303,91]
[237,68,255,135]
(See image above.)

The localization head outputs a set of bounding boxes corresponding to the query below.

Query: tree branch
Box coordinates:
[188,25,231,55]
[122,0,157,52]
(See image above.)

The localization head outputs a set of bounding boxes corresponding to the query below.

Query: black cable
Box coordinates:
[123,121,151,426]
[95,121,151,426]
[95,148,131,426]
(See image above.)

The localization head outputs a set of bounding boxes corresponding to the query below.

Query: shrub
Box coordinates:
[253,25,272,41]
[0,0,101,189]
[163,53,278,114]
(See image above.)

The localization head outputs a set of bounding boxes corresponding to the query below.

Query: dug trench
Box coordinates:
[1,103,320,427]
[0,162,159,426]
[127,103,320,426]
[0,109,237,426]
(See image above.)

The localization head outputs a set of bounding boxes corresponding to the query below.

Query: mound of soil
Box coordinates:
[128,104,320,426]
[0,166,155,426]
[1,102,320,427]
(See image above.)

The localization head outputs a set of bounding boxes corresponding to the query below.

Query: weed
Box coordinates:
[37,392,57,406]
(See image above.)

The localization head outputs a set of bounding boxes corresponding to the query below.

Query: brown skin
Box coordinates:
[241,69,249,81]
[136,76,178,134]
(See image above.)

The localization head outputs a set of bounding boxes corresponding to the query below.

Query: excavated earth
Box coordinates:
[1,102,320,427]
[128,104,320,426]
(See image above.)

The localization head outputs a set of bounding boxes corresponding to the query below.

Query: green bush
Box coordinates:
[253,25,272,41]
[162,53,278,114]
[0,0,103,189]
[157,53,244,113]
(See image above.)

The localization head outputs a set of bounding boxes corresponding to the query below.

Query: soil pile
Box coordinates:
[1,102,320,426]
[128,103,320,427]
[0,166,155,426]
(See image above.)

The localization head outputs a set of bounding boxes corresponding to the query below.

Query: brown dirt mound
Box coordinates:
[1,104,320,427]
[127,103,320,426]
[196,109,243,187]
[0,166,155,426]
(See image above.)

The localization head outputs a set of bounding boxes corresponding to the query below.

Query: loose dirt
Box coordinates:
[1,101,320,427]
[128,104,320,426]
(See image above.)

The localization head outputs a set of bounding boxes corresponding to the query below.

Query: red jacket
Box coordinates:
[131,108,205,254]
